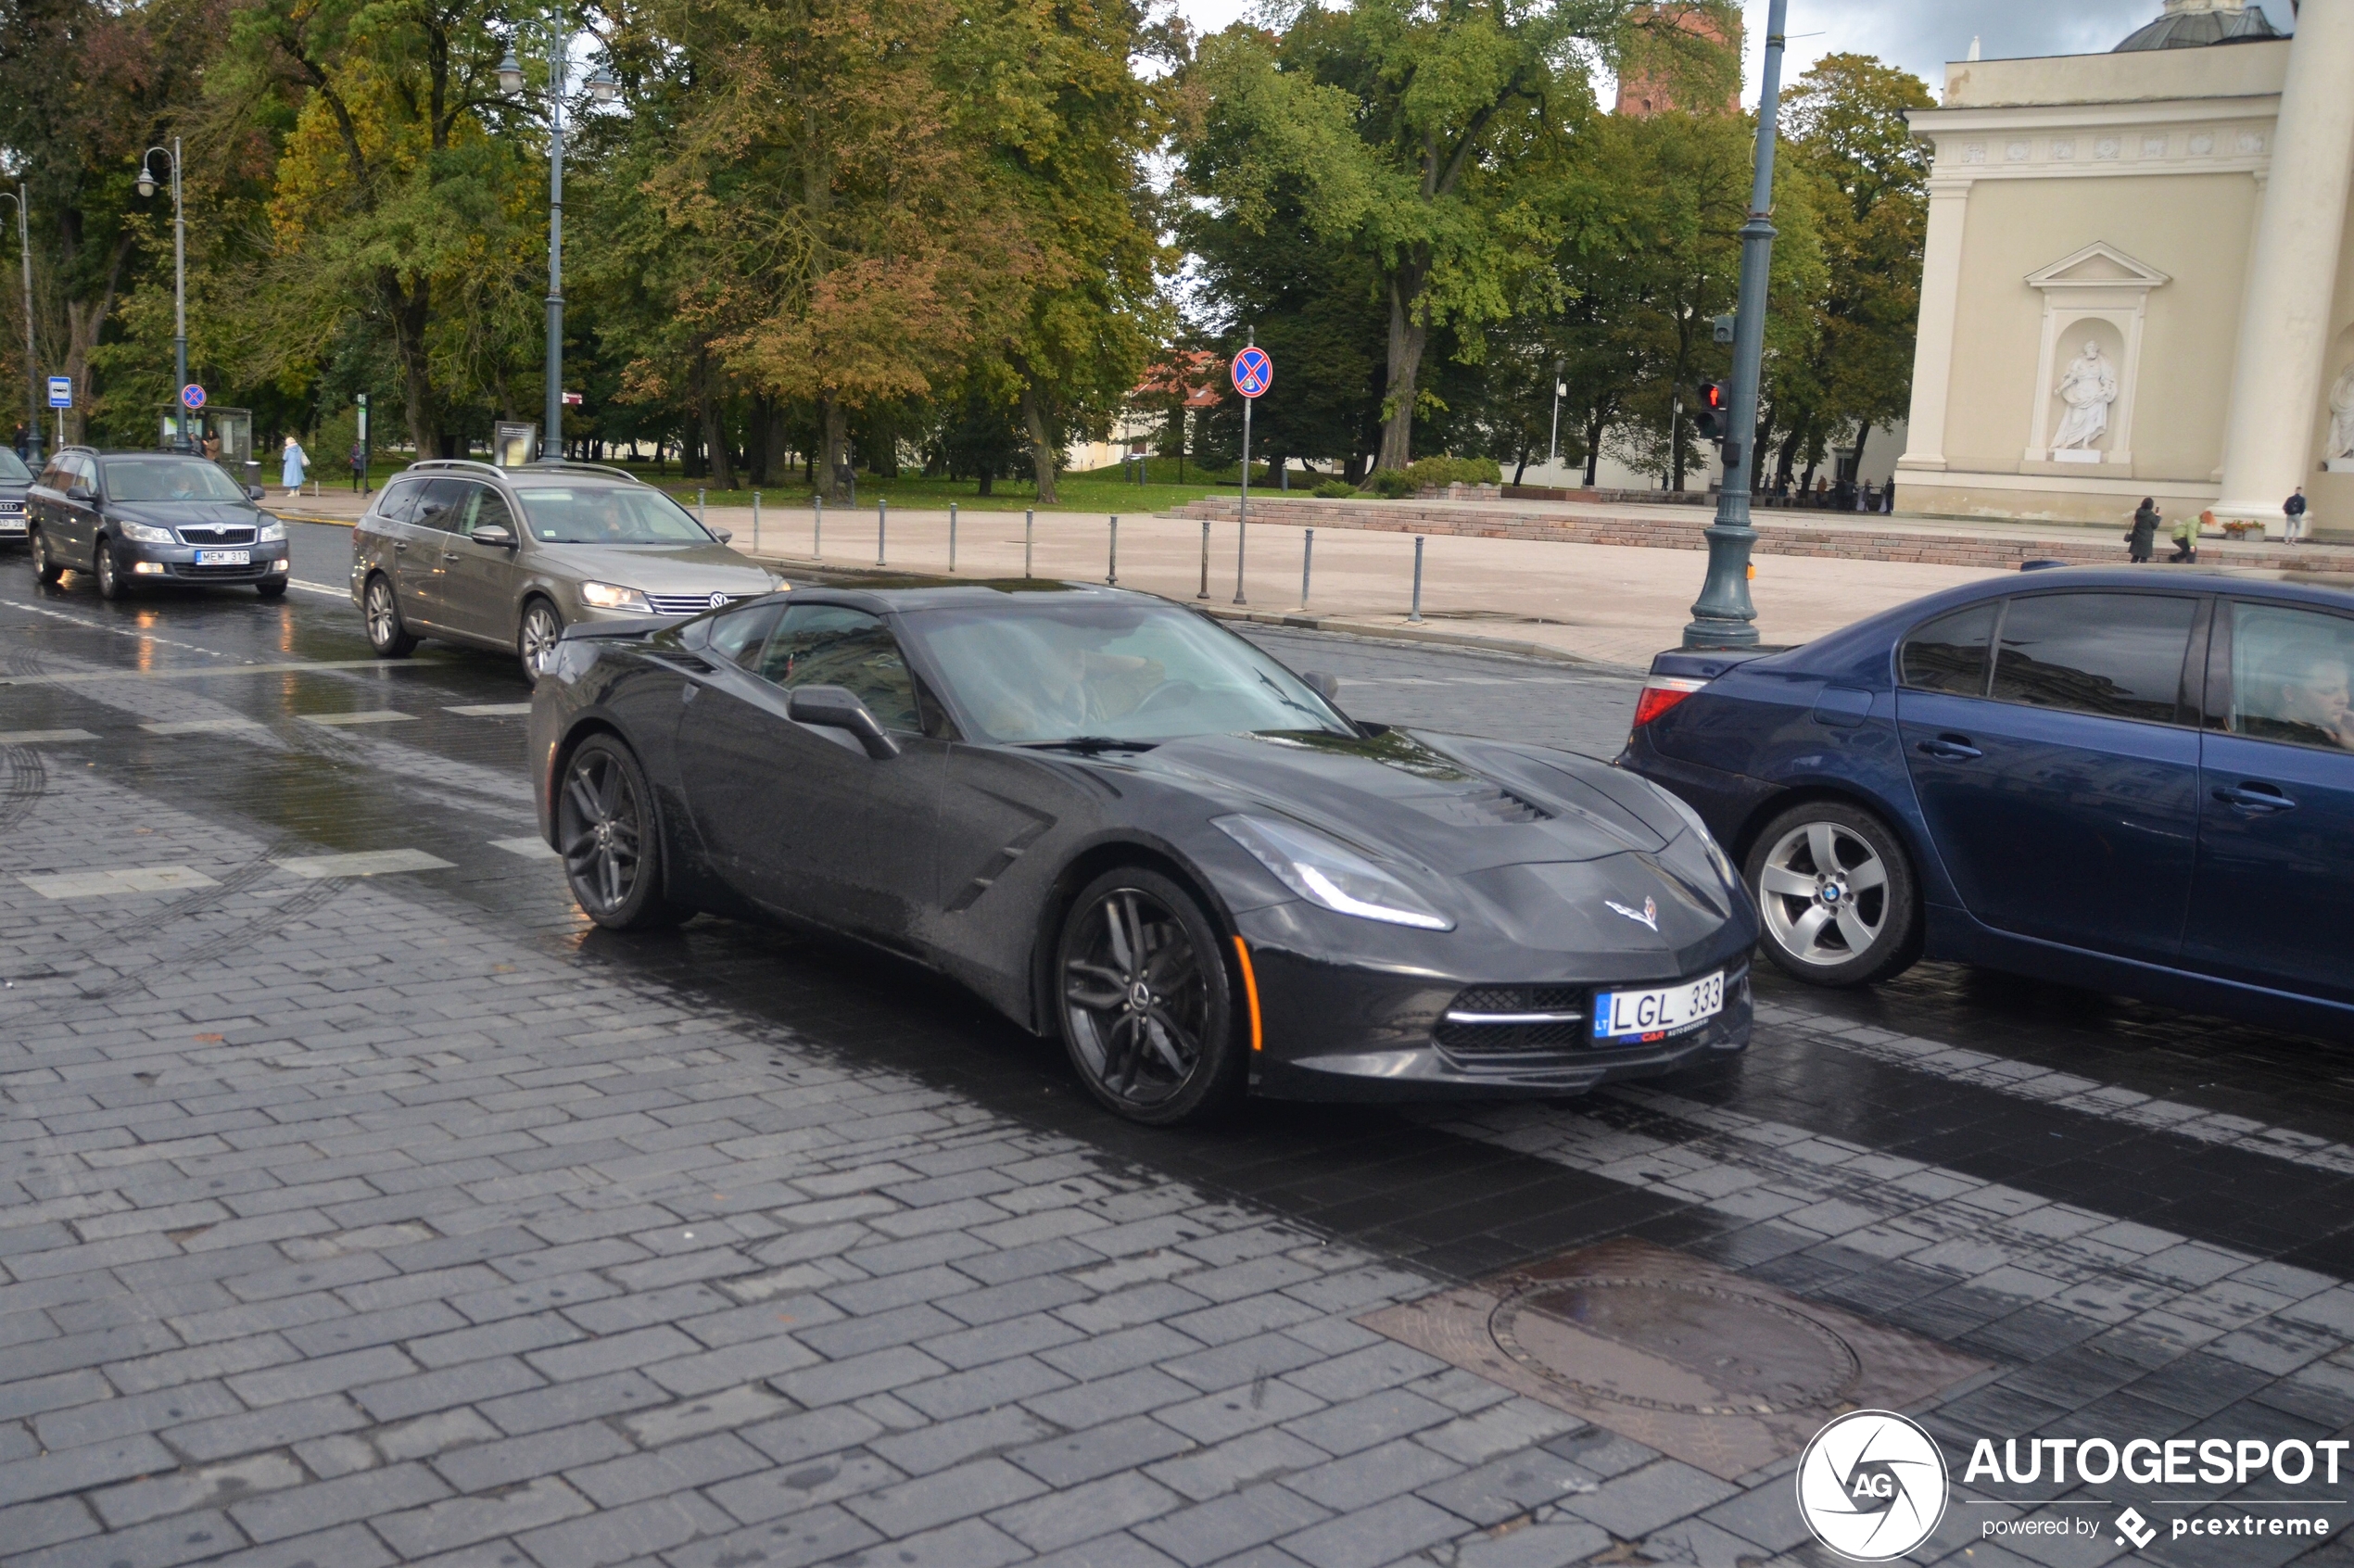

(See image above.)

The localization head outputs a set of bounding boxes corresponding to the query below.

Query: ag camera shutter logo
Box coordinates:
[1796,1410,1949,1561]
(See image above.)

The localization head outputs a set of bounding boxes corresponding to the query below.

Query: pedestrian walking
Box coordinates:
[280,434,308,496]
[2285,487,2309,543]
[2170,508,2201,563]
[2127,497,2160,563]
[11,423,27,459]
[348,440,367,492]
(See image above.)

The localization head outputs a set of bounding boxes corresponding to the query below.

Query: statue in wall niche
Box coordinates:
[2052,340,2119,452]
[2329,363,2354,461]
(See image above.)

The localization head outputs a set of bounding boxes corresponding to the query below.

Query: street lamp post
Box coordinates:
[500,16,617,464]
[136,141,188,451]
[1681,0,1789,651]
[1547,360,1563,472]
[1,183,38,467]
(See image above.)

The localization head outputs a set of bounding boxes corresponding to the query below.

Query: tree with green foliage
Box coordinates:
[1763,52,1933,491]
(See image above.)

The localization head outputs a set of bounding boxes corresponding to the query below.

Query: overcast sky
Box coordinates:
[1168,0,2299,101]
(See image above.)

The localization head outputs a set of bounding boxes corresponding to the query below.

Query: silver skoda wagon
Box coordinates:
[351,460,780,676]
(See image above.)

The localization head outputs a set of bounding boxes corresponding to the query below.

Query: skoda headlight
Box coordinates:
[259,521,286,542]
[1214,815,1454,931]
[578,580,652,613]
[117,520,175,545]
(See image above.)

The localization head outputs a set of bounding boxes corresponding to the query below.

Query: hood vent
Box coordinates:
[1407,785,1552,828]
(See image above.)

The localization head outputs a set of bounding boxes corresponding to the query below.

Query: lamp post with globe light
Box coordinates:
[499,16,619,462]
[134,141,190,451]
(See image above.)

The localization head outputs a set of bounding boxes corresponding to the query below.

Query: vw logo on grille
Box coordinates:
[708,592,728,610]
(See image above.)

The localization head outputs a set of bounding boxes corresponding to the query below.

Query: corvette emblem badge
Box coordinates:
[1606,896,1659,931]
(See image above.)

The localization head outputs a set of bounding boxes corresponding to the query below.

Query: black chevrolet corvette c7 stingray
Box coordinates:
[527,580,1757,1123]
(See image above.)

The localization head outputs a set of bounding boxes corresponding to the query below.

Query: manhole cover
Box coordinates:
[1489,1275,1861,1416]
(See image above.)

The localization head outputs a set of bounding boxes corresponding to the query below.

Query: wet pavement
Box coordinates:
[6,527,2354,1568]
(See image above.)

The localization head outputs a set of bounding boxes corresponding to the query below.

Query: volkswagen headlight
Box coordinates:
[259,521,286,542]
[578,581,652,613]
[117,520,175,545]
[1214,815,1454,931]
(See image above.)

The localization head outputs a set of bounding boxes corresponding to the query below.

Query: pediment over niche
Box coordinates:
[2026,242,2172,292]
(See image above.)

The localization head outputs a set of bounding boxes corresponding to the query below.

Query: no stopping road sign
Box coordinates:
[1231,347,1272,399]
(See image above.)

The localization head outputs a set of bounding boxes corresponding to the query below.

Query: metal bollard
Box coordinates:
[1024,509,1034,578]
[1410,536,1424,623]
[697,487,706,525]
[753,489,761,555]
[1301,528,1313,608]
[1197,519,1210,599]
[814,494,823,558]
[1107,515,1119,586]
[948,502,958,573]
[877,497,887,567]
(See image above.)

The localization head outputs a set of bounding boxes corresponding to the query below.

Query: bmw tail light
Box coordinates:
[1631,676,1707,729]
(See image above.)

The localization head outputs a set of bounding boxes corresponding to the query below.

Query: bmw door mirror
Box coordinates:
[1302,671,1341,704]
[786,684,900,759]
[473,524,518,549]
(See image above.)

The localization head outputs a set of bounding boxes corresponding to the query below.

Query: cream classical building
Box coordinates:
[1897,0,2354,537]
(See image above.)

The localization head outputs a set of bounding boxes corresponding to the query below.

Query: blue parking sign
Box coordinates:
[46,376,70,410]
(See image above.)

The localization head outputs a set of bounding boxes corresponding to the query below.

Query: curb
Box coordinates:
[742,554,1630,671]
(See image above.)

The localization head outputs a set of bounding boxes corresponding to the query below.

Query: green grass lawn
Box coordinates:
[339,454,1351,513]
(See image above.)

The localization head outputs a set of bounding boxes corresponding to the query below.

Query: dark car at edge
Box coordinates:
[527,581,1757,1122]
[1619,564,2354,1039]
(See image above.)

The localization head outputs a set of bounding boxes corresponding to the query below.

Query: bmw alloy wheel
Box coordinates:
[520,600,563,678]
[1062,887,1211,1111]
[1756,819,1889,968]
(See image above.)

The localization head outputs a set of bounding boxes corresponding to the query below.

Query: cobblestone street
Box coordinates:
[7,530,2354,1568]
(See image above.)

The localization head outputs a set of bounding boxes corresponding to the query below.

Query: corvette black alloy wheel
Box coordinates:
[1057,868,1240,1124]
[557,738,679,931]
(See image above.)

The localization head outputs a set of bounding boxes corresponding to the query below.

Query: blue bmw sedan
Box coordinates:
[1619,566,2353,1038]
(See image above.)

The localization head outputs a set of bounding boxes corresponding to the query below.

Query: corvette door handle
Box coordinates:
[2213,783,2296,815]
[1916,736,1981,762]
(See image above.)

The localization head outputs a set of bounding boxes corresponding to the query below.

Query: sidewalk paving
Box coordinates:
[277,487,2349,670]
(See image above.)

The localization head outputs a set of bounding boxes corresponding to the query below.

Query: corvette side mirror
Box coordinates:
[788,684,899,759]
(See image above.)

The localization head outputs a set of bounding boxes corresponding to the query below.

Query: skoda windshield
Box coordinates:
[900,598,1352,745]
[512,484,715,545]
[102,456,248,502]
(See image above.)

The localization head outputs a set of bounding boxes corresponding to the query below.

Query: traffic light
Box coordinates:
[1694,381,1728,440]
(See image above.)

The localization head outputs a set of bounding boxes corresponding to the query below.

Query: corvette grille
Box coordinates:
[645,591,752,616]
[1436,985,1588,1053]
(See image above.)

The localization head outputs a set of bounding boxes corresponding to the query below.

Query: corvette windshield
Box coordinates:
[103,457,247,502]
[903,600,1352,744]
[512,485,713,544]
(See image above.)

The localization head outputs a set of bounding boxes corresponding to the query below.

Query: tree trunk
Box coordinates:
[696,349,735,490]
[1512,447,1530,486]
[1020,380,1058,505]
[1583,407,1608,487]
[383,273,440,459]
[819,396,850,501]
[1375,265,1430,472]
[58,230,134,447]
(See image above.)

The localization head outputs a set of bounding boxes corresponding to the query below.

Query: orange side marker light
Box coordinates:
[1233,937,1263,1053]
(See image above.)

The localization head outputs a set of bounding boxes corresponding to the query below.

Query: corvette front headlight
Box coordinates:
[579,581,652,612]
[116,520,175,545]
[1214,815,1454,931]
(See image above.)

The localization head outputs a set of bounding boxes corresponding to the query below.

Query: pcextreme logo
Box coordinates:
[1796,1410,1950,1562]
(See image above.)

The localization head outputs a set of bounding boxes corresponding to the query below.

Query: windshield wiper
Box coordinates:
[1017,737,1158,754]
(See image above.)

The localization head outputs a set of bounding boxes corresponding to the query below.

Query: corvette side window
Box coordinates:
[759,604,923,734]
[1900,603,1998,697]
[704,601,783,668]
